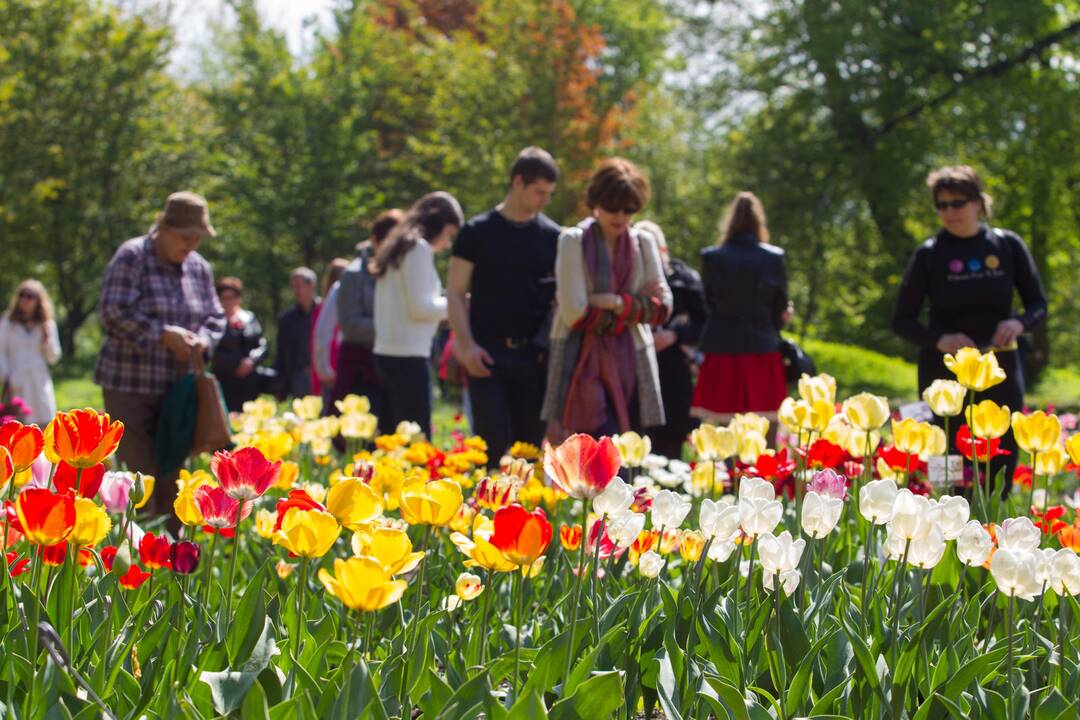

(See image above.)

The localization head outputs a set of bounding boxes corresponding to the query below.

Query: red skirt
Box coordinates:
[691,352,787,415]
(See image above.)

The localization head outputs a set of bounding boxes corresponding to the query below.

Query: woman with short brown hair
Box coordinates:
[541,157,672,441]
[892,164,1047,496]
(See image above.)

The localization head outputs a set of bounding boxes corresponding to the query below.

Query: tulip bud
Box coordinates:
[638,550,663,579]
[111,540,133,578]
[170,541,201,574]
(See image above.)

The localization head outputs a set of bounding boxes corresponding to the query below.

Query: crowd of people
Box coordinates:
[0,153,1048,514]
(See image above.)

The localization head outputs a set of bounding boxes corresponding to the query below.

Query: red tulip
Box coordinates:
[195,485,251,529]
[47,409,124,469]
[274,489,324,531]
[211,447,281,501]
[15,488,76,545]
[802,438,848,471]
[138,532,172,570]
[490,504,552,567]
[101,545,117,572]
[119,564,151,589]
[877,445,923,474]
[40,542,67,566]
[170,541,201,574]
[956,425,1011,463]
[0,421,44,473]
[5,550,29,577]
[53,461,105,499]
[0,447,12,490]
[543,434,621,500]
[202,525,236,538]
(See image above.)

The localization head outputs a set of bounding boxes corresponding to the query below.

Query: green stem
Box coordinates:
[513,570,526,701]
[1058,596,1069,690]
[773,581,787,720]
[200,531,219,613]
[1006,593,1015,720]
[589,512,606,639]
[225,515,244,622]
[294,558,307,665]
[477,569,493,667]
[1026,450,1036,513]
[563,500,590,688]
[889,539,911,664]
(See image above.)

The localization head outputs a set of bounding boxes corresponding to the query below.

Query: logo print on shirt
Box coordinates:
[948,259,964,274]
[985,254,1000,270]
[967,258,982,272]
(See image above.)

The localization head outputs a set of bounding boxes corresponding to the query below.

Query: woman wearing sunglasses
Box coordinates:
[541,157,672,442]
[892,165,1047,496]
[0,279,62,425]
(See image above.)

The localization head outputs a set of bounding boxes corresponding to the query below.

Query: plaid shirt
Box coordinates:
[94,234,225,395]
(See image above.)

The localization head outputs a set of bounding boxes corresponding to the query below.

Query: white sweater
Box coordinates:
[373,239,447,357]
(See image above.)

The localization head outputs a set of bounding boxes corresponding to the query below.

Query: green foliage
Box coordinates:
[800,337,918,401]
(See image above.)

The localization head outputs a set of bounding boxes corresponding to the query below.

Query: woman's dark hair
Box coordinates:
[585,157,650,213]
[323,258,350,296]
[216,276,244,295]
[718,191,770,245]
[370,209,406,245]
[509,146,559,186]
[371,192,464,277]
[926,165,993,218]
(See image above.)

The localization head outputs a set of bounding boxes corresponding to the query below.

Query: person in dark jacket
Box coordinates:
[273,267,318,400]
[635,221,706,460]
[692,191,792,426]
[211,276,268,411]
[892,165,1047,496]
[333,209,404,430]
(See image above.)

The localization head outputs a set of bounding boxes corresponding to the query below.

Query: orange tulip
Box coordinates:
[559,523,582,552]
[0,448,13,490]
[0,421,44,473]
[46,409,124,469]
[490,504,552,567]
[15,488,76,546]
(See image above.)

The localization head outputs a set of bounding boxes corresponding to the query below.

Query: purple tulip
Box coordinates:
[807,468,848,501]
[170,541,201,575]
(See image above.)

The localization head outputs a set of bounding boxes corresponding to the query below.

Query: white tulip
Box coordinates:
[593,477,634,518]
[908,525,946,569]
[649,468,682,489]
[700,498,741,540]
[638,551,664,579]
[889,489,932,541]
[739,496,783,538]
[931,496,970,540]
[997,517,1042,552]
[1050,549,1080,596]
[990,548,1043,601]
[606,511,646,550]
[764,568,802,595]
[758,530,806,596]
[859,479,898,525]
[651,490,691,531]
[801,490,843,539]
[642,454,668,470]
[956,520,993,567]
[739,476,775,504]
[707,538,739,562]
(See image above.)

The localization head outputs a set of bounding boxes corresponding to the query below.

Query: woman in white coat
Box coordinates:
[0,280,62,425]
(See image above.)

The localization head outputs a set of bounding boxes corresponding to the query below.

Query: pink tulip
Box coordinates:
[99,472,135,513]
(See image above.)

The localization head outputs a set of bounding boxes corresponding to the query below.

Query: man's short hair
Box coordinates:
[509,146,559,186]
[290,267,317,285]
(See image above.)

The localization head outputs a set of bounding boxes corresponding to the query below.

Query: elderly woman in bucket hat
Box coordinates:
[94,191,226,525]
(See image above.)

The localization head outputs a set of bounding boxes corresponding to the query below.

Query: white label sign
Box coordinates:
[927,455,963,488]
[899,401,934,422]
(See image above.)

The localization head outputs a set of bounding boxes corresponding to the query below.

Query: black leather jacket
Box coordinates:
[698,232,787,354]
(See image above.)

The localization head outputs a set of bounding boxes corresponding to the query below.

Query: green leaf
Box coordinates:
[565,623,624,696]
[507,690,548,720]
[652,648,683,720]
[229,568,268,667]
[548,670,624,720]
[240,678,271,720]
[703,675,751,720]
[519,619,590,697]
[199,618,280,715]
[435,671,493,720]
[332,659,388,720]
[942,647,1007,698]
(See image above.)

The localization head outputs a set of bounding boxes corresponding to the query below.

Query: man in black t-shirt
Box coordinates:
[448,147,562,457]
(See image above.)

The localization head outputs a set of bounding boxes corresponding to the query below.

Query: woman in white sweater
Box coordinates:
[372,192,464,437]
[0,279,62,425]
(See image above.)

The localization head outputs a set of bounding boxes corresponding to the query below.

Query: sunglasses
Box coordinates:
[934,198,971,211]
[600,204,641,216]
[18,291,38,300]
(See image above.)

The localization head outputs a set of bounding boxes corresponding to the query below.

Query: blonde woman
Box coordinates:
[0,280,62,424]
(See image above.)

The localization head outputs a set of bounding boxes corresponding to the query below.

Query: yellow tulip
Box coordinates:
[340,413,378,440]
[965,401,1010,440]
[275,560,295,580]
[1011,411,1062,454]
[731,413,769,440]
[132,474,154,510]
[326,477,383,530]
[450,531,517,573]
[251,431,295,463]
[875,457,906,484]
[351,526,424,576]
[842,393,890,431]
[371,460,406,510]
[943,347,1006,392]
[779,397,834,434]
[798,373,837,405]
[450,503,476,535]
[843,429,881,459]
[69,498,111,547]
[455,572,484,601]
[679,530,706,563]
[318,557,408,613]
[691,462,724,497]
[274,461,300,491]
[659,528,682,555]
[1067,434,1080,466]
[395,421,423,441]
[923,425,947,460]
[398,479,463,527]
[174,475,217,527]
[690,424,737,461]
[612,431,651,468]
[335,394,371,416]
[521,556,546,578]
[737,430,767,465]
[292,395,323,421]
[272,508,341,558]
[822,415,850,448]
[892,419,933,456]
[254,509,276,539]
[922,379,965,417]
[1035,445,1068,476]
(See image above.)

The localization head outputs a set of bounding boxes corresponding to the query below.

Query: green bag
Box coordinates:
[155,372,197,480]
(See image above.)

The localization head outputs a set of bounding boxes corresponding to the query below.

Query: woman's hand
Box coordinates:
[653,328,677,352]
[992,319,1024,349]
[588,293,622,311]
[936,332,977,355]
[641,280,666,299]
